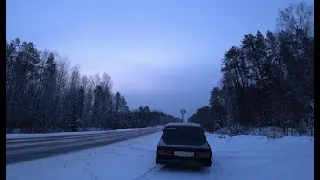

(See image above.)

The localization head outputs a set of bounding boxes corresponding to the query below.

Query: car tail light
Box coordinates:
[196,151,211,158]
[157,149,172,156]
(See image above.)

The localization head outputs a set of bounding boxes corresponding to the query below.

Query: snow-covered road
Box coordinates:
[6,132,314,180]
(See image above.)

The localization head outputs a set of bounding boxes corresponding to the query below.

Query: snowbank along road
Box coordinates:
[6,131,314,180]
[6,127,163,164]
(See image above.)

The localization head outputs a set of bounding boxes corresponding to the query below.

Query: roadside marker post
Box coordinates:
[180,109,186,122]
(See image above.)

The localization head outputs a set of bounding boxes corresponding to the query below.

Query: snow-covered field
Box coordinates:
[6,132,313,180]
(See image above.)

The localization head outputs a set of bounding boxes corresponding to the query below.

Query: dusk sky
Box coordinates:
[6,0,312,119]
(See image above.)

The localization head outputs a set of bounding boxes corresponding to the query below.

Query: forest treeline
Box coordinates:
[6,41,181,133]
[189,2,314,135]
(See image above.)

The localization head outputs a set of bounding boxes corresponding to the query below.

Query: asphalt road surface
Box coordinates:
[6,127,162,164]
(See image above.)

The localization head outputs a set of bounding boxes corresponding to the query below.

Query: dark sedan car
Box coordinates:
[156,122,212,167]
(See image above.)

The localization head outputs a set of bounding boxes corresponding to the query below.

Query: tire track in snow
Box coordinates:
[133,160,222,180]
[210,159,222,180]
[133,165,167,180]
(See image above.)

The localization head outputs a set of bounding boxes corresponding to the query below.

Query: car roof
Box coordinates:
[164,122,202,128]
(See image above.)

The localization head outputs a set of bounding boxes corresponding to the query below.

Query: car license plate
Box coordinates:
[174,151,194,157]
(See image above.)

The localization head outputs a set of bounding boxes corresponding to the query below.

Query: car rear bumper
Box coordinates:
[156,155,212,167]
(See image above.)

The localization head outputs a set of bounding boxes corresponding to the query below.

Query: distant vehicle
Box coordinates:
[156,122,212,167]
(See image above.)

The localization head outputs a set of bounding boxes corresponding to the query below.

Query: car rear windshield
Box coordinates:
[162,126,205,142]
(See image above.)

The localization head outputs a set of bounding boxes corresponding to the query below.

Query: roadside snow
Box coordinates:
[6,131,313,180]
[216,126,313,138]
[6,127,160,139]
